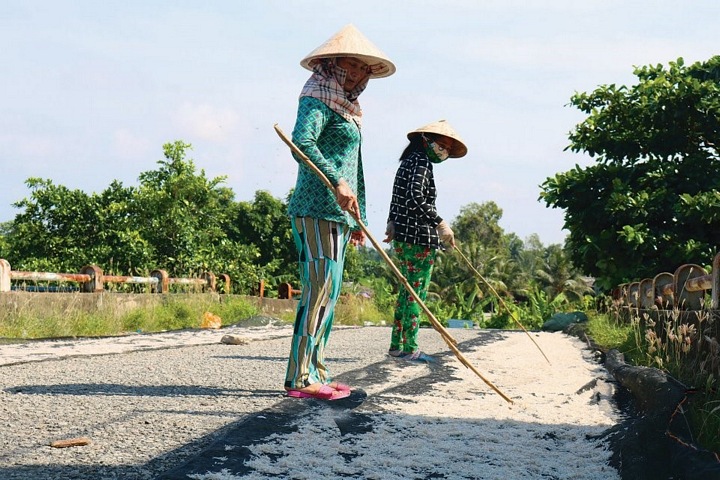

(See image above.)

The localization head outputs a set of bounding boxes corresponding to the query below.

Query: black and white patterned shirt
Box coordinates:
[387,150,443,248]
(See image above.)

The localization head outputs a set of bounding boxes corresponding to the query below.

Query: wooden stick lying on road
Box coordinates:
[274,123,513,404]
[50,437,91,448]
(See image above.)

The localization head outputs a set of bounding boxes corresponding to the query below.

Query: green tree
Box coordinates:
[93,181,153,274]
[534,244,594,302]
[452,201,505,248]
[231,190,295,286]
[6,178,103,271]
[3,141,289,294]
[541,56,720,290]
[510,233,544,294]
[133,141,269,293]
[425,201,513,323]
[0,221,11,259]
[4,177,154,274]
[135,141,233,275]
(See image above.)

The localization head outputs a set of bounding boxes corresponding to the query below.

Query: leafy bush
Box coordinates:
[484,287,591,330]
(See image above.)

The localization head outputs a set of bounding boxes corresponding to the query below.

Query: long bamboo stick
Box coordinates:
[453,247,551,365]
[274,123,513,404]
[274,124,455,346]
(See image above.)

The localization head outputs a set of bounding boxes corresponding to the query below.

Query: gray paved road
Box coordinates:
[0,326,620,479]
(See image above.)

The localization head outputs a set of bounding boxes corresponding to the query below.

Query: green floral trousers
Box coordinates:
[390,241,437,354]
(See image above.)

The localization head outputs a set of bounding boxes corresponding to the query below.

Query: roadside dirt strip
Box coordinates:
[0,325,620,479]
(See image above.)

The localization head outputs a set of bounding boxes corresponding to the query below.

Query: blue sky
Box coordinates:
[1,1,718,246]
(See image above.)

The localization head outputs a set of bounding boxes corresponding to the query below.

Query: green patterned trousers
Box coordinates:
[284,217,350,389]
[390,241,437,354]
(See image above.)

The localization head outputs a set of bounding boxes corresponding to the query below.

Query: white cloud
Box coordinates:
[113,129,152,159]
[173,103,241,143]
[0,133,59,159]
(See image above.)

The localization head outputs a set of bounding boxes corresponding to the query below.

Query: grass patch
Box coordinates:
[0,294,259,339]
[587,309,720,453]
[119,295,260,334]
[335,295,392,326]
[587,312,639,358]
[0,309,126,338]
[688,387,720,452]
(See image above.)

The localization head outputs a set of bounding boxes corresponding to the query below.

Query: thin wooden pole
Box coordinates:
[274,124,455,345]
[274,123,513,404]
[454,247,552,365]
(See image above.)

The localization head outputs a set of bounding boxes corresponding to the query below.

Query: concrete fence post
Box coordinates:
[80,265,104,292]
[653,272,674,309]
[674,264,707,310]
[219,274,231,294]
[639,278,655,310]
[712,253,720,310]
[151,269,169,294]
[0,259,10,292]
[202,272,216,292]
[628,282,640,318]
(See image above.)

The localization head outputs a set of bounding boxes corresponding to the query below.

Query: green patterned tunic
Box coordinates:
[287,96,367,230]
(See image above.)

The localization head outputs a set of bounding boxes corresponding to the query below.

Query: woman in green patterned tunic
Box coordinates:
[284,25,395,400]
[384,120,468,363]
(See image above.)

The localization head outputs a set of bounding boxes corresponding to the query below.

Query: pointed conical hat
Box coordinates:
[300,24,396,78]
[407,120,468,158]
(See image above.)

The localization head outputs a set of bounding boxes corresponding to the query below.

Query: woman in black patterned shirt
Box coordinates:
[384,120,468,362]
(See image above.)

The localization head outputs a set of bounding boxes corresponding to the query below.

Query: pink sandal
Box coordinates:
[286,385,350,401]
[329,382,351,392]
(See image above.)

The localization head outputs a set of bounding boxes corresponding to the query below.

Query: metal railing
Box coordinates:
[0,259,231,294]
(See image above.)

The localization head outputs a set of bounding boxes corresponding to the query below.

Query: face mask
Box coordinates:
[425,138,450,163]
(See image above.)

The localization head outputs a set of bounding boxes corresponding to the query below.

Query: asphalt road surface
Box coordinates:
[0,324,620,480]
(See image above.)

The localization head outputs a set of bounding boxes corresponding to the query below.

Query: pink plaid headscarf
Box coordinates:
[299,58,369,128]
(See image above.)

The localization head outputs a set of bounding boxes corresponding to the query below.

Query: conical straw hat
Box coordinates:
[407,120,468,158]
[300,24,396,78]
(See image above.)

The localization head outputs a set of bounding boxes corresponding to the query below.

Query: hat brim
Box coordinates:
[299,24,396,79]
[301,54,396,79]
